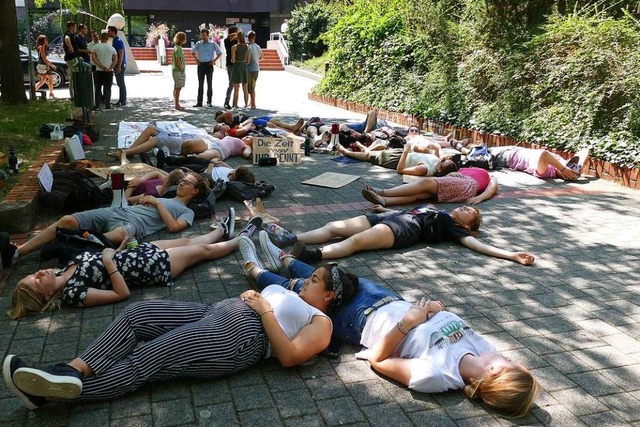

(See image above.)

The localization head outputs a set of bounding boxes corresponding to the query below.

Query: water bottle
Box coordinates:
[304,137,311,156]
[329,123,340,151]
[82,231,104,245]
[265,223,288,236]
[123,223,139,249]
[8,147,18,174]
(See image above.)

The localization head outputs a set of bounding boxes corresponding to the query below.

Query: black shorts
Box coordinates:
[365,212,421,249]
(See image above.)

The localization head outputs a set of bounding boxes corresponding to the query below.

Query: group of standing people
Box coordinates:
[171,26,262,111]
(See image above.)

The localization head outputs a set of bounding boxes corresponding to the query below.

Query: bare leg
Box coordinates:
[152,228,224,250]
[47,75,55,97]
[378,178,438,197]
[108,126,159,158]
[336,143,370,161]
[232,83,240,108]
[242,83,249,107]
[17,215,79,257]
[297,216,373,244]
[538,151,577,180]
[180,139,208,155]
[364,110,378,132]
[267,118,304,133]
[319,224,395,259]
[122,136,159,158]
[34,75,47,91]
[166,237,240,277]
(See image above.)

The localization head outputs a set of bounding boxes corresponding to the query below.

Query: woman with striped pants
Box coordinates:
[3,264,359,409]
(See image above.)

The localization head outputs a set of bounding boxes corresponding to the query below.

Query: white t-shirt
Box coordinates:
[360,302,495,393]
[92,43,116,71]
[261,285,330,357]
[209,165,233,182]
[406,152,439,176]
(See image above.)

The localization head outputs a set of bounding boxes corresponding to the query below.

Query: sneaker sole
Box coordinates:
[13,367,82,399]
[3,355,39,410]
[228,207,236,237]
[259,231,282,271]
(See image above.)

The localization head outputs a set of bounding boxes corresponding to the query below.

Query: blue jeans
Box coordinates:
[114,64,127,105]
[256,260,400,346]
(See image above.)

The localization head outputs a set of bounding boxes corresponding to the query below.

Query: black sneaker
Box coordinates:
[291,242,322,262]
[224,103,232,109]
[237,216,263,239]
[13,363,83,400]
[139,152,153,166]
[0,232,18,268]
[3,355,48,410]
[265,227,297,248]
[207,102,213,107]
[220,207,236,240]
[194,103,203,108]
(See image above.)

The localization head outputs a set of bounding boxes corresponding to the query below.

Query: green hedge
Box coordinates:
[304,0,640,167]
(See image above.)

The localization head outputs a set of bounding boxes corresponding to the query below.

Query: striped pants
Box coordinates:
[76,299,268,401]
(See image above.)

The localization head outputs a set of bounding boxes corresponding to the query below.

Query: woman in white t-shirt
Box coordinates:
[397,141,458,176]
[239,238,540,418]
[2,256,359,410]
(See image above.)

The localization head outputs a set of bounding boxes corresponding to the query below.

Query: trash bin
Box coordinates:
[73,61,94,108]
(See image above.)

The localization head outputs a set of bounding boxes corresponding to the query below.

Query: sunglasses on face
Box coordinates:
[408,128,420,133]
[178,178,197,186]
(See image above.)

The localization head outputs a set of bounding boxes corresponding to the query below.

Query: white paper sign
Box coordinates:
[37,162,54,192]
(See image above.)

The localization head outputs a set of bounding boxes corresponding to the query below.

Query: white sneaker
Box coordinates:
[259,230,284,271]
[238,236,263,276]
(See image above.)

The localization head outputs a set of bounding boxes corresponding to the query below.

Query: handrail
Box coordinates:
[269,32,289,65]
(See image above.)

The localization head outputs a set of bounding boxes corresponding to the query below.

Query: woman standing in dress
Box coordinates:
[34,35,56,99]
[230,31,250,109]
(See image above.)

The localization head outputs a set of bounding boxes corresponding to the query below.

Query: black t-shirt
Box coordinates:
[409,205,470,243]
[76,35,90,63]
[63,31,78,61]
[224,36,237,66]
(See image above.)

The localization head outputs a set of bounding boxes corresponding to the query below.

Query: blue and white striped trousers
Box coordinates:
[76,298,268,401]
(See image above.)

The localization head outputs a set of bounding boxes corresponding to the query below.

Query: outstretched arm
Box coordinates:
[466,177,498,205]
[459,235,534,265]
[396,143,428,176]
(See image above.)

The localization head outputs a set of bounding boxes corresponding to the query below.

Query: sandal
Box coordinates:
[361,189,385,206]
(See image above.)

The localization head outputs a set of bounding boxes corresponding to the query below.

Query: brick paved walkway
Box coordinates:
[1,67,639,426]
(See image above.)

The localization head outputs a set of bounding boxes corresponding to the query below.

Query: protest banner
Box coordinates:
[252,137,301,165]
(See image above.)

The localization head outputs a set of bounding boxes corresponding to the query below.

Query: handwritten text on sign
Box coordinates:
[252,137,301,165]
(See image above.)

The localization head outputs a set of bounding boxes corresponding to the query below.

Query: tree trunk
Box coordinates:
[0,0,28,104]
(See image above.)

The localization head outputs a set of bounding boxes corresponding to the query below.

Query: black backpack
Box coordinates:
[461,145,495,170]
[162,179,226,219]
[225,180,275,201]
[41,227,116,266]
[38,170,112,213]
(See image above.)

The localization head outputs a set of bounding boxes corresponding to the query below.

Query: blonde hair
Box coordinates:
[464,366,540,418]
[7,280,62,320]
[173,31,186,46]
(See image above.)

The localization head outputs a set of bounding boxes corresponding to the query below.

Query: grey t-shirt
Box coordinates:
[126,198,194,236]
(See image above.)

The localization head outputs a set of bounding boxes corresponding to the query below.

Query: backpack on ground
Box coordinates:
[461,145,495,170]
[41,227,116,266]
[225,180,275,202]
[38,170,112,213]
[162,178,226,219]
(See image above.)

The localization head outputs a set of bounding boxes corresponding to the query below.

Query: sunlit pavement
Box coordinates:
[3,61,640,426]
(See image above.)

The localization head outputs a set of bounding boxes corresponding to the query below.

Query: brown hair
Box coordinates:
[173,31,186,46]
[236,31,246,46]
[234,166,255,184]
[435,159,458,177]
[166,168,186,187]
[247,30,256,40]
[468,207,482,232]
[464,366,540,418]
[36,35,48,48]
[186,172,208,197]
[320,264,359,309]
[7,281,62,320]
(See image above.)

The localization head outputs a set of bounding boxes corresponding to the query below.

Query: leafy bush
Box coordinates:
[313,0,640,167]
[285,1,339,61]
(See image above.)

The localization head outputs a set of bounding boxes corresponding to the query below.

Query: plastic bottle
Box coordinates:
[82,231,104,245]
[8,147,18,174]
[124,223,139,249]
[329,123,340,151]
[265,223,288,236]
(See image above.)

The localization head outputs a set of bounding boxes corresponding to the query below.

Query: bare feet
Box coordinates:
[362,189,385,206]
[364,183,382,194]
[175,106,185,111]
[293,118,305,135]
[107,149,122,160]
[336,143,347,154]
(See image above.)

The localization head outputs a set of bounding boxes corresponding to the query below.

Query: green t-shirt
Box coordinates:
[172,45,185,72]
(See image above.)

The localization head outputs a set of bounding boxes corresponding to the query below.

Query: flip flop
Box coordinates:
[361,189,385,206]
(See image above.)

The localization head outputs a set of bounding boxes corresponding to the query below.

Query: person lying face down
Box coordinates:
[238,234,540,418]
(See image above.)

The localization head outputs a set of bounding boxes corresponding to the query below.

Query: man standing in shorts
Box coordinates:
[223,27,238,109]
[246,31,262,109]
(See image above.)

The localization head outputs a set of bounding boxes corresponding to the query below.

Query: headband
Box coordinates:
[330,266,344,306]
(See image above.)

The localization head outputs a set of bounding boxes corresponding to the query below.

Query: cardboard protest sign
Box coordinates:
[87,163,167,181]
[302,172,360,189]
[252,137,301,165]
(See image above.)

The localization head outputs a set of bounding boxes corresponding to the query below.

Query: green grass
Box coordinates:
[0,100,72,201]
[292,53,330,76]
